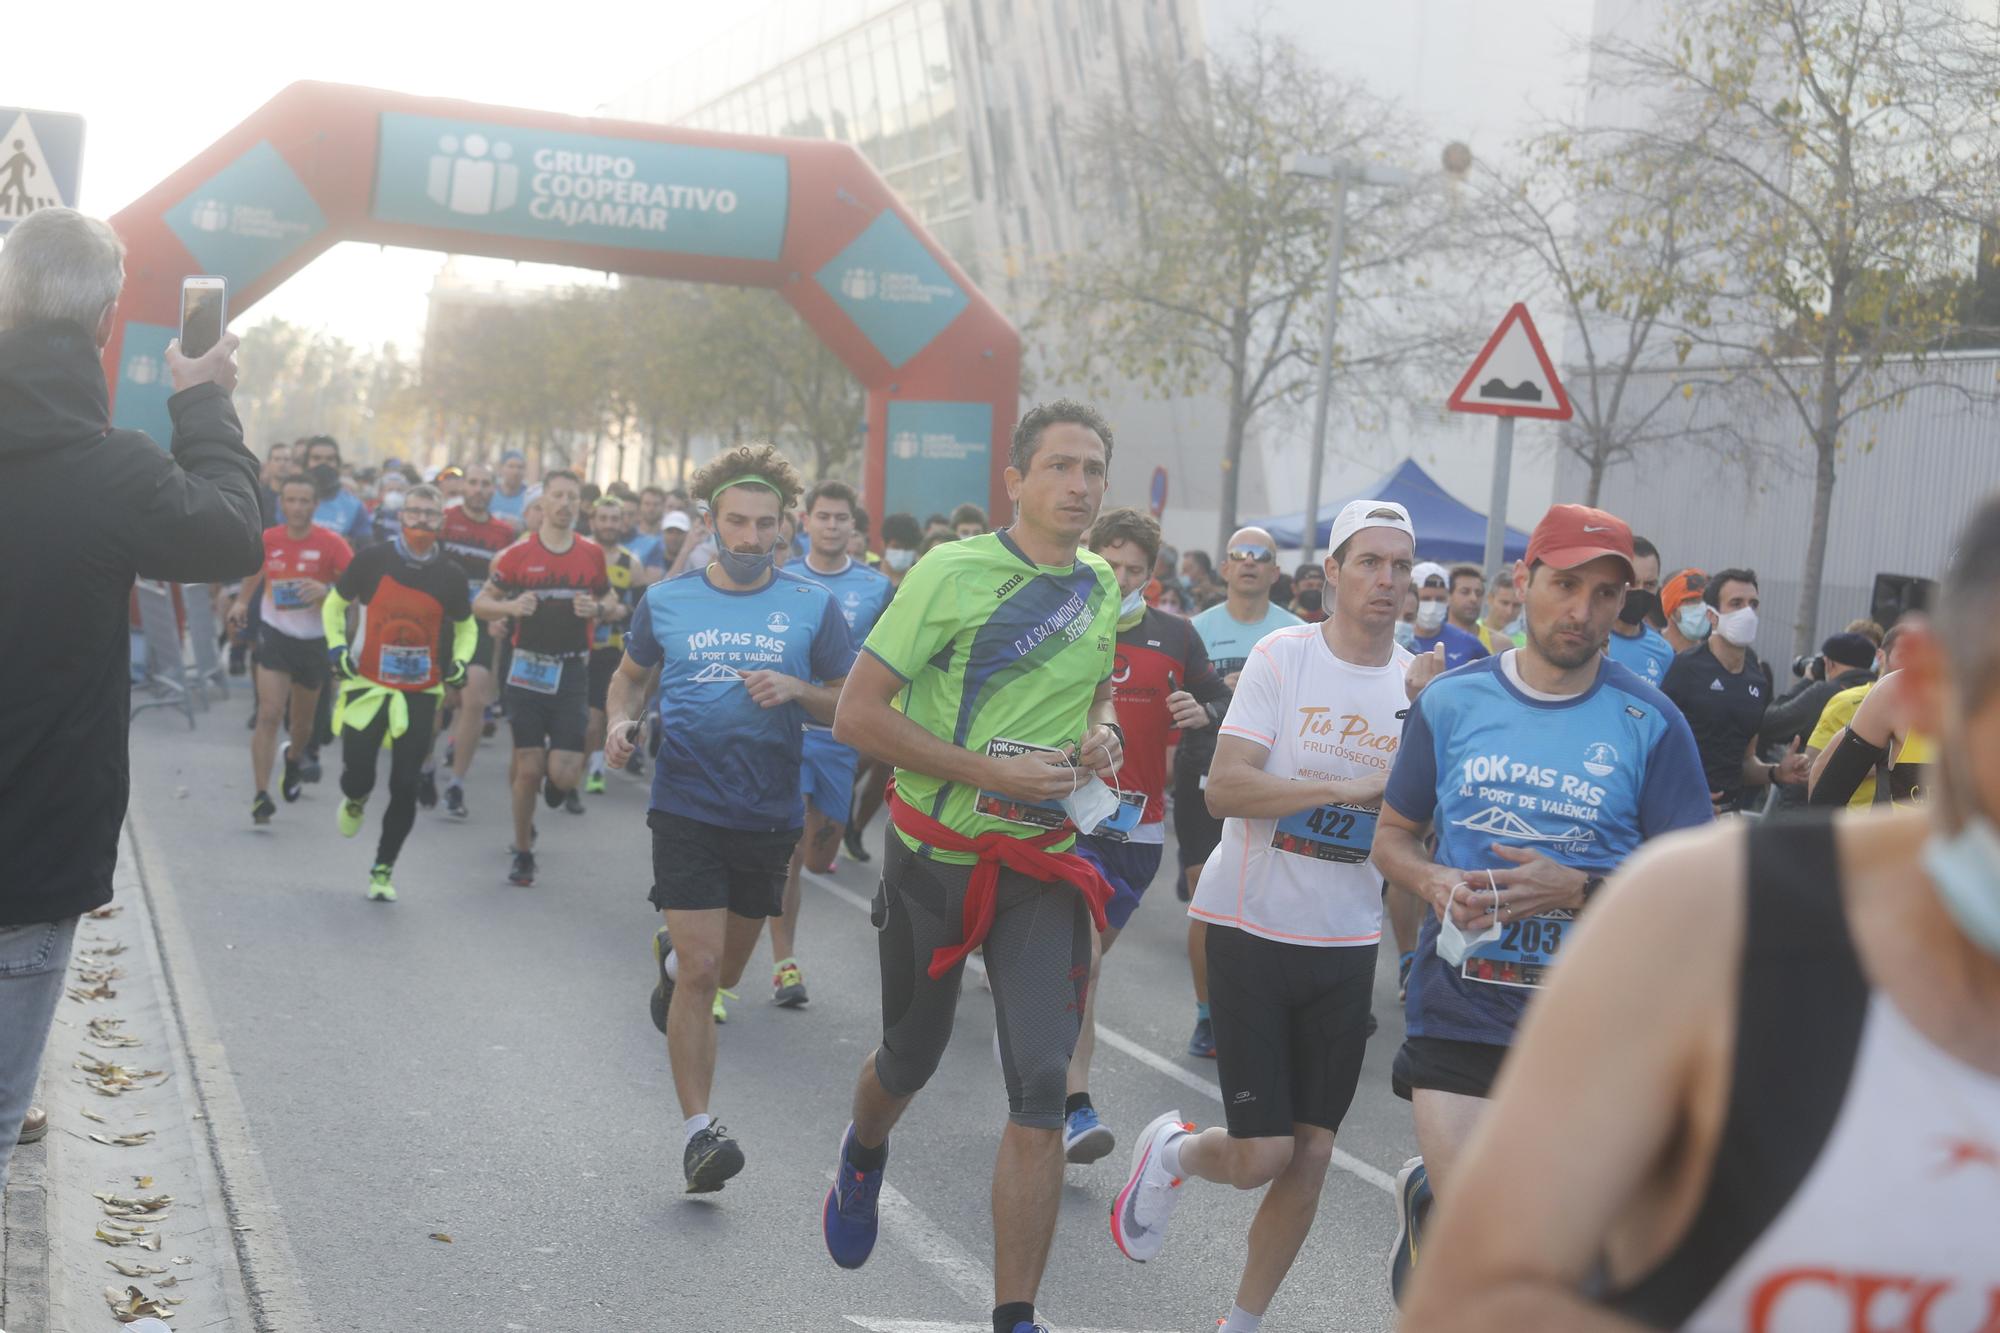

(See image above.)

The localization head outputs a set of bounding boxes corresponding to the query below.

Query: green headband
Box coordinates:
[708,474,785,504]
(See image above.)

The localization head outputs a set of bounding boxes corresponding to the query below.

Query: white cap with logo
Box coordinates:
[1411,560,1449,590]
[1326,499,1416,558]
[662,511,691,532]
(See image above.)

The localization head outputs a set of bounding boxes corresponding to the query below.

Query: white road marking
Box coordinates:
[846,1321,1178,1333]
[801,869,1396,1197]
[840,1312,1176,1320]
[826,1169,994,1309]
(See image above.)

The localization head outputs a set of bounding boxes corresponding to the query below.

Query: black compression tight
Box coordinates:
[338,691,440,868]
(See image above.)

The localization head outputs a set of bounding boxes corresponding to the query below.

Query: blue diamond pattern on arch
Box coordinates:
[815,210,970,369]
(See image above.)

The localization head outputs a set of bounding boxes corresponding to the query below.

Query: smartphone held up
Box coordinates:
[179,275,226,358]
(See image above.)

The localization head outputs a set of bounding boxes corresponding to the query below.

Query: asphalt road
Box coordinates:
[127,687,1418,1333]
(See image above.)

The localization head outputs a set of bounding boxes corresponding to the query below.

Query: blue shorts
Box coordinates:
[799,727,858,821]
[1074,835,1165,931]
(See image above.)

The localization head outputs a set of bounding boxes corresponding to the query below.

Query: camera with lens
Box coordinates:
[1791,653,1826,682]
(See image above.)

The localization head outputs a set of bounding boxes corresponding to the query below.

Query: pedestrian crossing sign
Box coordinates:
[0,108,85,236]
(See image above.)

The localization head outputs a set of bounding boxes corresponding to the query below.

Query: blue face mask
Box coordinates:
[1119,585,1146,619]
[1676,603,1713,641]
[715,542,774,585]
[1927,816,2000,957]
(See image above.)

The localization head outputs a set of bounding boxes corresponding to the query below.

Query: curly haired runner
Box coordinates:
[820,402,1125,1333]
[601,443,857,1194]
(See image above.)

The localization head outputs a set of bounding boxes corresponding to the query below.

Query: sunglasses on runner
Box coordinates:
[1226,544,1275,565]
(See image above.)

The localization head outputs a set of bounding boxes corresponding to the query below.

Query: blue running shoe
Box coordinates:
[1064,1104,1116,1164]
[823,1123,885,1269]
[1187,1016,1216,1059]
[1389,1155,1432,1306]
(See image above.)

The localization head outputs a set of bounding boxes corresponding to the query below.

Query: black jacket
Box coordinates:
[0,320,263,926]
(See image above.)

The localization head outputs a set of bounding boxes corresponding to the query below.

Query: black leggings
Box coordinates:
[338,691,439,869]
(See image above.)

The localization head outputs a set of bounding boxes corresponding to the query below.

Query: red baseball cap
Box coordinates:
[1524,504,1636,580]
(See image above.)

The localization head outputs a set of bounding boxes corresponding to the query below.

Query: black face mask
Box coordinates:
[1620,588,1661,627]
[310,464,340,499]
[1293,588,1323,613]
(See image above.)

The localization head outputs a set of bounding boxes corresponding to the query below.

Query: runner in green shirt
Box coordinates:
[821,401,1124,1333]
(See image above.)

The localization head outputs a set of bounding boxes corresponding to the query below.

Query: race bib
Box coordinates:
[378,644,432,687]
[508,649,565,695]
[270,580,310,610]
[1460,909,1576,989]
[975,737,1072,830]
[1085,791,1149,843]
[1271,803,1378,864]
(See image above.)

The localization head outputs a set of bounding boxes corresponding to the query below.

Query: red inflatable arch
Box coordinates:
[103,81,1019,523]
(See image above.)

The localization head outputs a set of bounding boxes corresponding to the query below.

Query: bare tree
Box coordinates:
[1038,28,1458,552]
[1592,0,2000,654]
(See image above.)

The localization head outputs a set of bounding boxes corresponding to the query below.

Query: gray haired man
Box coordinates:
[0,208,262,1189]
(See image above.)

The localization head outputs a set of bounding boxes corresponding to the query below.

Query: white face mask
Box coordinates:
[1715,605,1759,647]
[1060,771,1124,834]
[1415,601,1448,634]
[1119,585,1146,619]
[1437,870,1503,966]
[884,548,916,572]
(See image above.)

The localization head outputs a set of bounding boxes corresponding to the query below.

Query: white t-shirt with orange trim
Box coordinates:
[1189,624,1412,947]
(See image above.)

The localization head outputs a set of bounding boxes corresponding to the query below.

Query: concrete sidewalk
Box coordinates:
[1,818,298,1332]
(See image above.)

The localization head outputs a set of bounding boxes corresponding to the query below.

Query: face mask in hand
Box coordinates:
[1436,869,1503,966]
[1715,605,1759,647]
[1058,759,1124,835]
[1414,602,1448,634]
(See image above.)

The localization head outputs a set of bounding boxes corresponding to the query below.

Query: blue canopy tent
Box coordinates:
[1249,457,1529,566]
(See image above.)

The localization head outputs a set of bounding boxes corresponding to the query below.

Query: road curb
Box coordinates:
[124,806,322,1333]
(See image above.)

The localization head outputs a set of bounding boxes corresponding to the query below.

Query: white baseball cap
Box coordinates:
[1326,499,1416,558]
[662,511,691,532]
[1411,560,1449,590]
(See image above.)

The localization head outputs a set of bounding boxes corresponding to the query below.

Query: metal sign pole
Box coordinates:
[1482,415,1514,577]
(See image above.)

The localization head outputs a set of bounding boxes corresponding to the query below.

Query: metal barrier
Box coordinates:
[130,583,228,727]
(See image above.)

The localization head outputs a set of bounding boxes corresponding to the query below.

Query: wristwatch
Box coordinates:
[1581,874,1606,901]
[1098,721,1126,751]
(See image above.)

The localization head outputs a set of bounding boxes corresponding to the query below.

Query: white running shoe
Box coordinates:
[1111,1110,1191,1262]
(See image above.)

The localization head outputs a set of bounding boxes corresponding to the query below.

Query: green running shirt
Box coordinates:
[862,530,1119,862]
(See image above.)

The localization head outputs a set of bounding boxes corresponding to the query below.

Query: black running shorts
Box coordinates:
[1206,924,1376,1139]
[1391,1035,1508,1102]
[469,623,498,673]
[506,656,588,753]
[1172,748,1225,870]
[647,808,798,918]
[255,625,329,690]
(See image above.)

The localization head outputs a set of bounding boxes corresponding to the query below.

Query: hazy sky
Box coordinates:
[9,0,1595,352]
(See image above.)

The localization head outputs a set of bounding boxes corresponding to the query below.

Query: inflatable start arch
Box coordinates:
[105,81,1020,521]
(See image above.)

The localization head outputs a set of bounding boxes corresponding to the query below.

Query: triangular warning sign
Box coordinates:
[1446,303,1572,420]
[0,113,64,221]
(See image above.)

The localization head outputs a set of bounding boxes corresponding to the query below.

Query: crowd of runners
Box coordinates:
[211,397,1991,1333]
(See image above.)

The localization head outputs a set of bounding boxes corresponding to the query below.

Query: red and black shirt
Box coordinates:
[442,506,517,591]
[489,533,611,657]
[335,544,473,692]
[1111,608,1231,824]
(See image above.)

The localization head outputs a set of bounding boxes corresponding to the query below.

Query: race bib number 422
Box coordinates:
[1271,803,1378,864]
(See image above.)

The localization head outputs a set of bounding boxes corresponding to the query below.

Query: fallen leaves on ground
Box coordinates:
[429,1232,453,1243]
[103,1283,179,1321]
[106,1259,167,1278]
[96,1192,174,1220]
[88,1132,157,1148]
[87,1017,143,1049]
[86,905,123,919]
[134,1175,154,1188]
[78,1108,107,1124]
[67,980,118,1003]
[77,1058,167,1095]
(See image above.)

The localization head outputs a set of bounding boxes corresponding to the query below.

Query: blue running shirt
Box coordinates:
[1384,652,1712,1046]
[1605,624,1675,688]
[625,567,856,832]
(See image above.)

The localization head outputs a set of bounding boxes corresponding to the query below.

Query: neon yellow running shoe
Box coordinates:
[338,798,366,838]
[367,864,396,903]
[712,988,737,1024]
[584,772,607,795]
